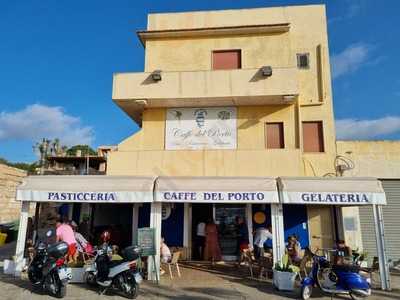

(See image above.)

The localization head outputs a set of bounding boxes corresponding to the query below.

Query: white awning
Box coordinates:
[278,177,386,205]
[155,176,279,203]
[16,175,156,203]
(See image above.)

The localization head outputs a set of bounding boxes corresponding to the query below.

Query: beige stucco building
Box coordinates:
[107,4,347,257]
[13,5,392,288]
[337,141,400,265]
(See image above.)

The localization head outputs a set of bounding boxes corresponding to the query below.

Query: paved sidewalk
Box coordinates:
[0,263,399,300]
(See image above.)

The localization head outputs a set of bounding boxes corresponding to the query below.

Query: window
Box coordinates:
[302,121,324,152]
[212,50,241,70]
[265,122,285,149]
[297,53,310,69]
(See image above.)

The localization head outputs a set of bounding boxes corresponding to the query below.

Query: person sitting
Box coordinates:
[111,245,123,261]
[71,221,93,257]
[286,235,302,264]
[160,237,171,275]
[333,239,353,268]
[253,224,272,259]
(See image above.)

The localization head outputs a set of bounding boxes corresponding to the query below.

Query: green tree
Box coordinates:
[66,145,96,156]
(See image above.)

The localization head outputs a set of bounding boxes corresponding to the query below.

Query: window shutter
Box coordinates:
[266,122,285,149]
[302,121,324,152]
[212,50,241,70]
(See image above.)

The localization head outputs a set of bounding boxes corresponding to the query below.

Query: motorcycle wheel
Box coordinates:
[301,285,313,300]
[125,282,138,299]
[52,274,66,299]
[55,284,66,299]
[350,291,367,300]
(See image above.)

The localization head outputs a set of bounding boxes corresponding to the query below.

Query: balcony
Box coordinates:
[112,67,299,123]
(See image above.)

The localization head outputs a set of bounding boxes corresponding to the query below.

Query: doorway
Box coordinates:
[214,204,246,260]
[191,203,213,260]
[307,206,335,252]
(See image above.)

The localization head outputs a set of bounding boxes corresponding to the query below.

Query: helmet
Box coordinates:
[100,230,111,243]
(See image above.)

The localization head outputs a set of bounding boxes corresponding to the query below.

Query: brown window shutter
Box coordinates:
[212,50,241,70]
[266,122,284,149]
[302,121,324,152]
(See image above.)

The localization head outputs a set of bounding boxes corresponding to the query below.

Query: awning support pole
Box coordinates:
[132,204,139,244]
[15,201,30,276]
[246,204,253,247]
[373,205,391,290]
[271,203,285,265]
[148,202,161,282]
[183,203,191,259]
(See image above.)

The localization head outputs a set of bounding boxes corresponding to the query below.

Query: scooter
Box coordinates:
[300,248,371,300]
[84,244,143,299]
[28,230,72,298]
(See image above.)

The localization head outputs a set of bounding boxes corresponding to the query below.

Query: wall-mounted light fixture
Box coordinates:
[151,70,162,81]
[260,66,273,77]
[282,95,296,103]
[135,99,148,106]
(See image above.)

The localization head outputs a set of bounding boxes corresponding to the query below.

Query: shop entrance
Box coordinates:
[191,203,213,260]
[191,203,246,261]
[214,204,246,260]
[307,206,335,252]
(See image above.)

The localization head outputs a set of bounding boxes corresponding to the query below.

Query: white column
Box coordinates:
[148,202,161,281]
[15,201,30,276]
[373,205,391,290]
[271,203,285,265]
[246,203,253,247]
[183,203,191,259]
[132,204,139,244]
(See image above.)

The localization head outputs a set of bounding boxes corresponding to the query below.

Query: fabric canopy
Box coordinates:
[16,175,155,203]
[155,176,279,203]
[278,177,386,205]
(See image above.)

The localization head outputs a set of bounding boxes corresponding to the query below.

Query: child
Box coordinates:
[111,245,123,261]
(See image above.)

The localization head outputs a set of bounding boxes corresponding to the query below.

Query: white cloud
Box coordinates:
[331,43,371,79]
[0,104,94,146]
[336,116,400,140]
[329,0,361,24]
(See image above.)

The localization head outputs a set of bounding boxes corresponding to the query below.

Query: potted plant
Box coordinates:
[273,254,300,291]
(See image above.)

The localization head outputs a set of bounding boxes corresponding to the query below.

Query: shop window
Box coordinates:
[265,122,285,149]
[302,121,324,152]
[212,50,241,70]
[297,53,310,69]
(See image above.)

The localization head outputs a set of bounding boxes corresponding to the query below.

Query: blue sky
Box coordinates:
[0,0,399,162]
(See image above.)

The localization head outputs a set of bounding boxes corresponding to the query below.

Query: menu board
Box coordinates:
[137,227,156,256]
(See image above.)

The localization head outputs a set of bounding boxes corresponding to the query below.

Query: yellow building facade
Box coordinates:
[107,4,342,257]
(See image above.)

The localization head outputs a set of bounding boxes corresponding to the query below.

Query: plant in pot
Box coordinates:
[273,254,300,291]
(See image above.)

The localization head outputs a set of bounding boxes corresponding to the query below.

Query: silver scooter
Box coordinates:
[84,245,142,299]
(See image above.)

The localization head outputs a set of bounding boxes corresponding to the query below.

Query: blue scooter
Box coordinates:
[300,249,371,300]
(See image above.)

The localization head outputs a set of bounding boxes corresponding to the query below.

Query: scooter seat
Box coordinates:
[332,264,360,273]
[108,260,124,268]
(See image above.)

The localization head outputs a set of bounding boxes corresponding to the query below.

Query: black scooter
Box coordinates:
[28,231,72,298]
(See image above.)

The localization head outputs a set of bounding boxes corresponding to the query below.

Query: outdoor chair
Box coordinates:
[258,253,273,280]
[241,248,255,278]
[162,251,181,279]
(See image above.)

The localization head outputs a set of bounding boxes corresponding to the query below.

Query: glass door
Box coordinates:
[214,204,246,260]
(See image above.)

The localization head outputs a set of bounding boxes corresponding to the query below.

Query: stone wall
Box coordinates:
[0,164,27,223]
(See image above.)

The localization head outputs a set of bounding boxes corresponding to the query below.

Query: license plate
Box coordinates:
[134,273,143,284]
[58,268,72,280]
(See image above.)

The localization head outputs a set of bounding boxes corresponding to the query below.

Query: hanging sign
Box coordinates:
[165,107,237,150]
